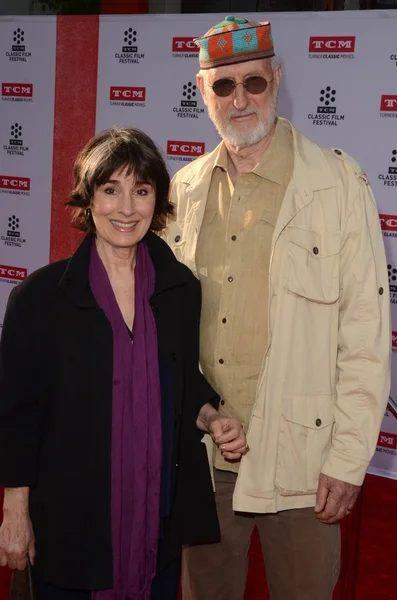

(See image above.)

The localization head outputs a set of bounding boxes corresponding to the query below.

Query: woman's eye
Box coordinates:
[136,188,148,196]
[104,187,115,194]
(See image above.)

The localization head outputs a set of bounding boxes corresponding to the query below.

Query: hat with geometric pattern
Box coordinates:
[194,15,274,70]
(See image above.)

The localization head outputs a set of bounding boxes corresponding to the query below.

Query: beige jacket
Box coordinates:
[165,118,391,513]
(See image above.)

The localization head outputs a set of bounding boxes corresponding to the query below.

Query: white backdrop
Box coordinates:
[0,10,397,479]
[0,16,56,324]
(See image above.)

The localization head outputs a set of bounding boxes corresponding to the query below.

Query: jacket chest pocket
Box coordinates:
[276,394,336,495]
[284,226,341,304]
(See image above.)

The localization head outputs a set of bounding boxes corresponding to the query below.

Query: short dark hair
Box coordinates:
[67,127,173,232]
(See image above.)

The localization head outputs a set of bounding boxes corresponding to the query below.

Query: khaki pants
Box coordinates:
[182,469,340,600]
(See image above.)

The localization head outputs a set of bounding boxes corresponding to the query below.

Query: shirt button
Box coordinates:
[222,318,227,323]
[228,276,234,282]
[219,358,224,364]
[315,418,322,427]
[231,235,237,241]
[334,149,342,156]
[379,287,384,295]
[313,247,319,255]
[220,399,225,406]
[174,235,181,243]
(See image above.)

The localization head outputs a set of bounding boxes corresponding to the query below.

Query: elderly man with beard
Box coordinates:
[164,16,390,600]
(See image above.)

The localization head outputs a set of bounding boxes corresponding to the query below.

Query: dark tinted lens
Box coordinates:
[245,76,268,95]
[212,79,235,97]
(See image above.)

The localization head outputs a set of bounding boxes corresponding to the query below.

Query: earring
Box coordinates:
[84,207,91,218]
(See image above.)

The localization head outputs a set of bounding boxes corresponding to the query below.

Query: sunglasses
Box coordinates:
[210,76,273,98]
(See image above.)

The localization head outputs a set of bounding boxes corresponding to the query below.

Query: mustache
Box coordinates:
[225,106,260,122]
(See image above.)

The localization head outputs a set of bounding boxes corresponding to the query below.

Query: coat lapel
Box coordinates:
[58,232,190,307]
[270,119,337,254]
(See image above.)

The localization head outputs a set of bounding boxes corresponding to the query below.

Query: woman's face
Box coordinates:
[91,166,156,250]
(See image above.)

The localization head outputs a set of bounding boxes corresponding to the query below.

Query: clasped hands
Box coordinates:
[197,403,248,460]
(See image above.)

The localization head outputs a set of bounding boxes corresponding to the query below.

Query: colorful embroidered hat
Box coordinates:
[194,15,274,70]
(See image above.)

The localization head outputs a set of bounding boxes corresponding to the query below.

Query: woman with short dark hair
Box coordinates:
[0,128,247,600]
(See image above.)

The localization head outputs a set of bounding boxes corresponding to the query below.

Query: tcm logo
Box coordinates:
[379,214,397,231]
[167,141,205,157]
[0,264,27,281]
[377,432,397,450]
[392,331,397,348]
[172,37,198,53]
[0,176,30,191]
[1,83,33,97]
[309,37,355,53]
[381,95,397,112]
[110,86,146,101]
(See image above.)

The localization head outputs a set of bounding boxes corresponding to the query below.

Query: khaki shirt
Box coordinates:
[196,120,294,472]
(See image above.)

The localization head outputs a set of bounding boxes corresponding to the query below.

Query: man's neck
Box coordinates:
[225,122,277,186]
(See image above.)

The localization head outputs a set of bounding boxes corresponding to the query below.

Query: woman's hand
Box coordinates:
[197,403,248,460]
[0,487,35,570]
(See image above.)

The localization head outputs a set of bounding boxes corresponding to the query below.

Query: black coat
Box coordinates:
[0,232,220,590]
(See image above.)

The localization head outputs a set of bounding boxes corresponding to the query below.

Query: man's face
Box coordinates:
[197,58,281,148]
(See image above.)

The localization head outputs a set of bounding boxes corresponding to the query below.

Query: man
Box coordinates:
[164,15,391,600]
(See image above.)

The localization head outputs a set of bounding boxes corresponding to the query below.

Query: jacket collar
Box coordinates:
[58,234,97,308]
[176,118,337,246]
[146,230,191,298]
[211,119,292,186]
[59,231,190,307]
[179,118,336,195]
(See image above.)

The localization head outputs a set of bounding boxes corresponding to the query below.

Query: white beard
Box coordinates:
[209,86,278,149]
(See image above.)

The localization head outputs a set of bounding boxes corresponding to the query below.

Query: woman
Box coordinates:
[0,128,248,600]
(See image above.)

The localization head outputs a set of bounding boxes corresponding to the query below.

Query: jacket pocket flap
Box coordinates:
[287,227,340,258]
[282,395,335,430]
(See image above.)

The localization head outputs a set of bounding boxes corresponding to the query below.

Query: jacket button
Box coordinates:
[379,287,384,295]
[151,304,158,312]
[231,235,237,241]
[219,358,224,364]
[315,418,322,427]
[174,235,181,243]
[222,318,227,323]
[334,149,342,156]
[313,247,319,255]
[171,352,177,361]
[220,399,225,405]
[228,276,234,282]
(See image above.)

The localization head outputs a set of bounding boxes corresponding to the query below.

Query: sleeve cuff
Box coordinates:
[321,448,369,486]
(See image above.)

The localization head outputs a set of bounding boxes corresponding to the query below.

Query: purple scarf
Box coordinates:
[89,239,162,600]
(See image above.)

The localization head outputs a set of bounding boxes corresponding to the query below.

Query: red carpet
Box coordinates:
[2,474,397,599]
[355,475,397,600]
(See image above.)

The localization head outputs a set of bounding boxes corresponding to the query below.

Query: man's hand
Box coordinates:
[207,414,247,460]
[315,473,361,524]
[197,403,248,460]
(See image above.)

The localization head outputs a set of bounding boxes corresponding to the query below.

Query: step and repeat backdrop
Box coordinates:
[0,10,396,479]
